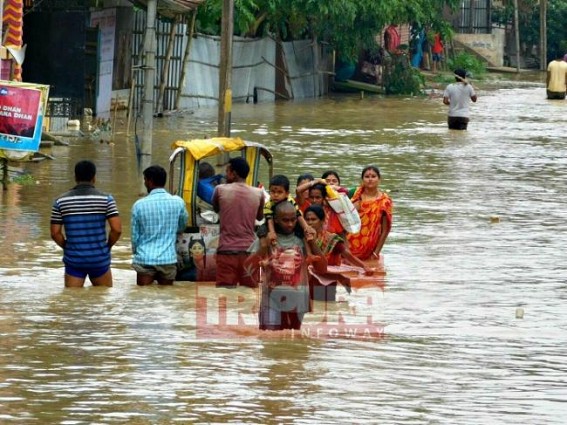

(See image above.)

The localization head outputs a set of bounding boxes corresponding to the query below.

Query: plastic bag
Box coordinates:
[327,188,361,234]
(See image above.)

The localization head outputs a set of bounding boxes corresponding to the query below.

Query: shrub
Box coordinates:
[382,53,425,95]
[447,52,486,77]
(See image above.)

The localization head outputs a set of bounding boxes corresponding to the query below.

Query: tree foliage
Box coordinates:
[492,0,567,63]
[196,0,458,60]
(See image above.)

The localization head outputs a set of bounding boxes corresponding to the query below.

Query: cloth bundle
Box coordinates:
[326,186,361,234]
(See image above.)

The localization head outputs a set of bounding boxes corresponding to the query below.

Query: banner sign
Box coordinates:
[0,80,49,152]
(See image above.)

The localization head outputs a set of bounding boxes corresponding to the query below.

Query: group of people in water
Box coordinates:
[211,159,393,330]
[50,158,393,332]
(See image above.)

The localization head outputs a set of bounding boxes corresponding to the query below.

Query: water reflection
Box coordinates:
[1,81,567,423]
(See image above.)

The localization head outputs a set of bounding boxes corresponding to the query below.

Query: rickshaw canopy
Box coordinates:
[169,137,273,227]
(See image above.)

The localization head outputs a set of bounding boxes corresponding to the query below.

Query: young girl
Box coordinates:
[347,166,393,260]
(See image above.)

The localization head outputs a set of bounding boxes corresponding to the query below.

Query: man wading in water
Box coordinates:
[443,68,478,130]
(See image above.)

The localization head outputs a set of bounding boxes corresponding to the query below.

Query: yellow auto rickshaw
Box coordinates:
[169,137,273,281]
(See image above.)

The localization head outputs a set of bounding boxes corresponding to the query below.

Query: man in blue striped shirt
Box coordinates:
[131,165,189,285]
[51,160,122,287]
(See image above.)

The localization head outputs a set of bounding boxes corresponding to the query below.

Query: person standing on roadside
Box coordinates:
[131,165,188,286]
[431,33,444,73]
[212,157,264,288]
[546,52,567,100]
[50,160,122,288]
[443,68,477,130]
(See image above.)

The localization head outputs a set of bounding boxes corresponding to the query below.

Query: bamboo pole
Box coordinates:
[0,1,8,191]
[126,32,147,136]
[111,95,119,141]
[156,14,180,115]
[175,11,197,110]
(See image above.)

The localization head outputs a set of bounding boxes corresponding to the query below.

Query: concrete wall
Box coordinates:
[454,28,505,67]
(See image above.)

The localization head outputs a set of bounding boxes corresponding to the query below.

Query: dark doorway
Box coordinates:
[23,10,91,117]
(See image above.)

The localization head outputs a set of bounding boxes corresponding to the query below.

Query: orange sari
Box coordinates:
[347,187,393,260]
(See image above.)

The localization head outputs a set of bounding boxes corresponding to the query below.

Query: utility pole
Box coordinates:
[175,11,197,111]
[217,0,234,138]
[540,0,547,70]
[140,0,157,194]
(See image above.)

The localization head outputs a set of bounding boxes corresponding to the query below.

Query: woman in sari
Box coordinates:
[304,205,372,272]
[294,173,314,214]
[308,183,346,239]
[304,205,372,300]
[321,170,349,195]
[347,166,393,260]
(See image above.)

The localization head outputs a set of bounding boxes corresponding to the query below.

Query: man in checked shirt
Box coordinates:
[131,165,189,285]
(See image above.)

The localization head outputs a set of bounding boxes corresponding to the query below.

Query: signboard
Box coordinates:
[0,80,49,152]
[90,8,116,119]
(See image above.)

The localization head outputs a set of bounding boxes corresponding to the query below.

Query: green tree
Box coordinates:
[492,0,567,64]
[197,0,458,61]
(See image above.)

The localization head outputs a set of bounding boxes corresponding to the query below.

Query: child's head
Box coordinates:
[198,162,215,180]
[309,183,328,206]
[274,201,297,235]
[304,204,326,230]
[269,174,290,203]
[322,170,341,186]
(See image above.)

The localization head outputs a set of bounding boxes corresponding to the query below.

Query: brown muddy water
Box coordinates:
[1,75,567,424]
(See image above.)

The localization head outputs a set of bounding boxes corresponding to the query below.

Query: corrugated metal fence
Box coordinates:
[131,11,330,113]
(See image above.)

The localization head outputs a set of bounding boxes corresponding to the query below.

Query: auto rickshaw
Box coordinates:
[169,137,273,281]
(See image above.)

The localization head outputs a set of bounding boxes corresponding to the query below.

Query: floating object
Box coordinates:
[490,216,500,223]
[332,79,384,95]
[515,307,524,319]
[67,119,81,129]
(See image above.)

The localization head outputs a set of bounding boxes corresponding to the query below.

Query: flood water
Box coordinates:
[2,74,567,424]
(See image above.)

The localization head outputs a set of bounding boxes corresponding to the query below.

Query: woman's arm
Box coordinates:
[306,238,327,274]
[335,242,374,275]
[373,213,392,256]
[295,178,326,197]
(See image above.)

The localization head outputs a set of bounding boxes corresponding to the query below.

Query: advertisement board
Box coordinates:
[0,80,50,152]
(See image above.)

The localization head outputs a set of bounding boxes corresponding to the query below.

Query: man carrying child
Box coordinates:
[248,202,327,330]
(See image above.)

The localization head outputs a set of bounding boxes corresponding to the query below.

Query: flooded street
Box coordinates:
[2,75,567,423]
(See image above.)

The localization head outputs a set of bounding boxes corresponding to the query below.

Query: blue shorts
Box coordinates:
[65,264,109,279]
[432,53,444,62]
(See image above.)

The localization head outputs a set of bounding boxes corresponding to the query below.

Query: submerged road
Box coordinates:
[1,76,566,423]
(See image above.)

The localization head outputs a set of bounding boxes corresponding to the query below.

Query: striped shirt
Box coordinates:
[50,184,119,269]
[131,188,188,266]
